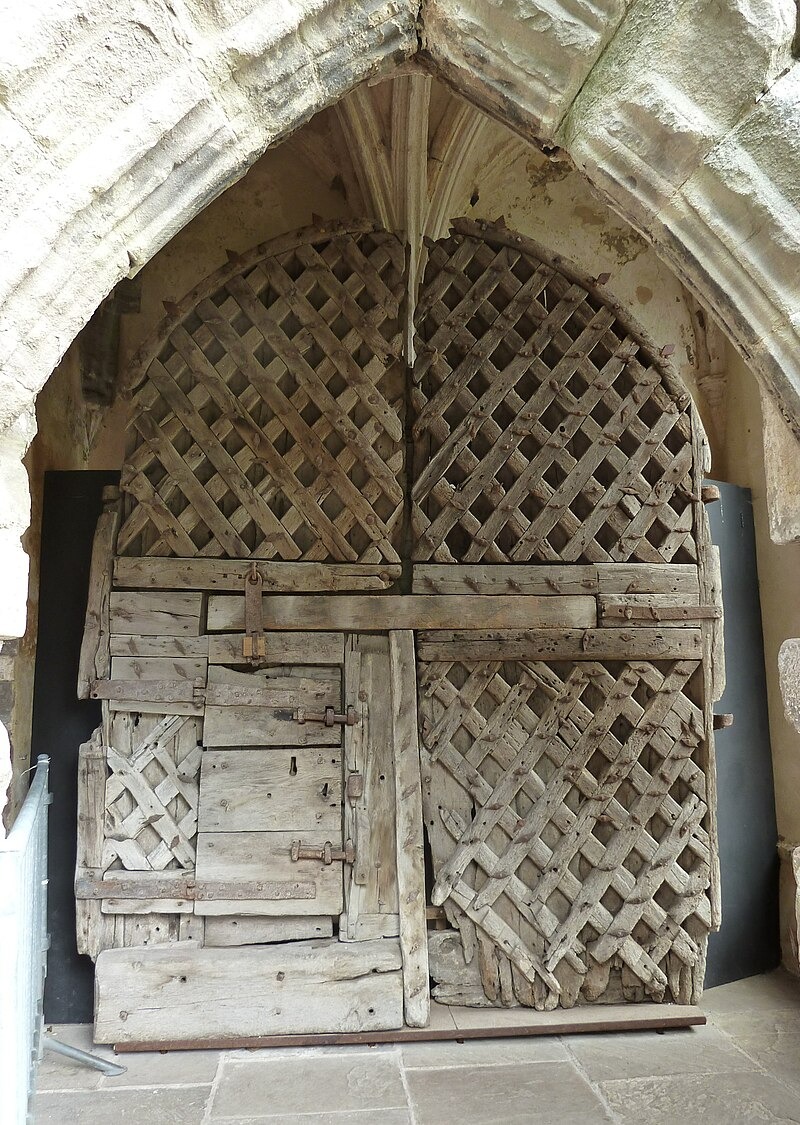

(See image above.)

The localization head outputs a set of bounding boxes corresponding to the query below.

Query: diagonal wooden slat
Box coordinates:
[413,227,697,565]
[118,228,405,563]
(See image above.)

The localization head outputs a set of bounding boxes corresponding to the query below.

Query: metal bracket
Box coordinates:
[242,561,265,661]
[290,839,356,865]
[292,705,360,727]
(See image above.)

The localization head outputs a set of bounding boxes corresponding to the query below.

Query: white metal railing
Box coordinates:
[0,756,50,1125]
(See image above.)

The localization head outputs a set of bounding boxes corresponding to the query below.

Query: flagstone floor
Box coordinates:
[34,969,800,1124]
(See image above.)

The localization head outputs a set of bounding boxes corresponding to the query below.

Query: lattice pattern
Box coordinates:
[103,713,202,872]
[412,227,696,565]
[118,228,406,562]
[419,658,711,1009]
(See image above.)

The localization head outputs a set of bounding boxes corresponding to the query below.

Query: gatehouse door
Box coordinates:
[75,219,721,1045]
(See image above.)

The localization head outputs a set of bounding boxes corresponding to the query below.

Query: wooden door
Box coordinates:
[74,217,721,1044]
[412,220,721,1011]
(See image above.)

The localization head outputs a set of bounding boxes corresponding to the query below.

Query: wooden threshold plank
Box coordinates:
[114,558,402,592]
[113,1001,705,1052]
[207,595,597,632]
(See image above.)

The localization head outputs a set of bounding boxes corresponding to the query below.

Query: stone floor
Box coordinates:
[34,970,800,1124]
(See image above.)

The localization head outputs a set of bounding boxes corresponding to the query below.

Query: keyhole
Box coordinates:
[289,756,297,776]
[322,782,329,798]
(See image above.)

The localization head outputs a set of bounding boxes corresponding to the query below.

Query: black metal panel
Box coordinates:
[705,481,780,986]
[32,471,119,1022]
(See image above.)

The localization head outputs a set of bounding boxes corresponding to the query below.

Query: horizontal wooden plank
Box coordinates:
[203,665,342,747]
[114,558,402,592]
[339,913,401,941]
[75,869,315,903]
[110,656,207,682]
[95,939,404,1043]
[594,564,700,597]
[114,1001,705,1051]
[89,680,204,716]
[203,915,334,947]
[198,748,342,833]
[110,634,209,658]
[195,831,343,916]
[207,595,597,633]
[208,632,344,666]
[101,898,193,915]
[598,595,720,626]
[412,564,599,595]
[416,628,703,661]
[109,591,203,636]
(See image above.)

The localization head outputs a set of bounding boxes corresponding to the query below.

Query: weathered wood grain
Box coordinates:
[340,635,399,942]
[110,634,209,659]
[109,656,207,682]
[204,915,334,947]
[597,595,719,626]
[412,564,598,595]
[416,628,703,661]
[594,564,700,597]
[95,939,404,1042]
[114,558,402,591]
[389,630,430,1027]
[75,733,118,958]
[194,831,344,916]
[77,488,120,699]
[198,748,342,833]
[109,591,202,636]
[207,632,344,666]
[207,594,596,632]
[203,665,341,747]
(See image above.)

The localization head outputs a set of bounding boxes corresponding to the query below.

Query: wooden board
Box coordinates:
[389,631,430,1027]
[109,591,202,636]
[413,563,700,598]
[198,748,341,833]
[194,831,344,916]
[207,594,596,632]
[95,939,404,1043]
[77,488,120,698]
[597,595,719,626]
[207,632,344,666]
[114,558,402,591]
[110,634,209,658]
[204,915,334,947]
[340,635,399,942]
[203,665,342,747]
[112,1001,705,1051]
[110,656,208,682]
[416,628,703,661]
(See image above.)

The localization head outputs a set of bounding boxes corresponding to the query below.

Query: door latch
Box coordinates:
[242,561,265,661]
[292,705,359,727]
[290,839,356,865]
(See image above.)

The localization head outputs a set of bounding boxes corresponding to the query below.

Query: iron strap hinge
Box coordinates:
[242,561,265,661]
[292,705,360,727]
[290,839,356,865]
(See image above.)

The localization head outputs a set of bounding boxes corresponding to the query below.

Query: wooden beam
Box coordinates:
[77,488,120,698]
[113,558,401,592]
[416,628,703,661]
[113,1001,705,1051]
[95,940,404,1043]
[207,594,597,633]
[389,631,430,1028]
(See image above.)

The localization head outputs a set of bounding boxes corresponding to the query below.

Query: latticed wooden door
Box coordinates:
[75,217,721,1045]
[413,219,721,1011]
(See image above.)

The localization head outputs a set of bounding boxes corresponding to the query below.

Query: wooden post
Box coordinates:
[389,630,430,1027]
